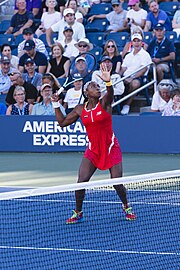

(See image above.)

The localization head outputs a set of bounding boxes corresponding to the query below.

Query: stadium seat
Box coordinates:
[86,32,105,48]
[104,32,130,48]
[39,33,58,47]
[143,32,153,45]
[0,20,11,34]
[165,31,178,43]
[159,2,179,17]
[87,3,112,17]
[85,18,109,32]
[0,34,15,48]
[174,41,180,76]
[14,34,24,46]
[89,46,103,64]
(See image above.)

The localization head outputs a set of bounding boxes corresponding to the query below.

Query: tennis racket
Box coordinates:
[57,52,97,96]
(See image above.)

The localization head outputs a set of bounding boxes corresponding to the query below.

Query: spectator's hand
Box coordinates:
[88,16,95,23]
[98,63,111,82]
[152,58,161,64]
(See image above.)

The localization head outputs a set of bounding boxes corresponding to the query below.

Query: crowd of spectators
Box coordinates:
[0,0,179,116]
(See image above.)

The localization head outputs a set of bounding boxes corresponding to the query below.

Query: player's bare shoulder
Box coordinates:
[74,104,84,116]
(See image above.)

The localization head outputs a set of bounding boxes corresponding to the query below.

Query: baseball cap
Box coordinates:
[73,73,83,81]
[63,26,73,32]
[0,55,10,64]
[131,33,142,41]
[111,0,120,5]
[154,23,165,31]
[75,56,86,63]
[23,40,35,50]
[100,56,112,63]
[128,0,139,6]
[63,8,75,16]
[23,27,33,35]
[25,58,35,65]
[41,83,52,91]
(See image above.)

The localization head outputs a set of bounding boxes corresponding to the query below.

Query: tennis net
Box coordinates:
[1,170,180,270]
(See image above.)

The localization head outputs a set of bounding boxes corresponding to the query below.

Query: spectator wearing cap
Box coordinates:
[73,56,91,84]
[61,26,79,59]
[6,85,33,115]
[35,0,62,38]
[19,40,48,74]
[18,27,48,58]
[73,38,95,71]
[0,56,13,103]
[6,70,38,106]
[66,0,83,24]
[88,0,128,33]
[144,0,172,32]
[92,56,124,114]
[124,0,147,30]
[172,10,180,38]
[14,0,42,19]
[22,58,42,88]
[31,83,66,115]
[1,44,19,70]
[46,8,85,47]
[147,23,175,82]
[63,73,84,114]
[151,79,176,113]
[5,0,34,38]
[47,42,70,78]
[120,33,152,115]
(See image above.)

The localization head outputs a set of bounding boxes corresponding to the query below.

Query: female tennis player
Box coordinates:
[51,63,136,224]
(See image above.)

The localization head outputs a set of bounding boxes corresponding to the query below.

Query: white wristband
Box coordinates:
[52,102,60,109]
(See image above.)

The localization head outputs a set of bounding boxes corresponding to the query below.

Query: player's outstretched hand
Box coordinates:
[51,93,59,102]
[99,62,111,83]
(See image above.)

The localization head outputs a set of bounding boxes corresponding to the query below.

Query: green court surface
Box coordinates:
[0,152,179,187]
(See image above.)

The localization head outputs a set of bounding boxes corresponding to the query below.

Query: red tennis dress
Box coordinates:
[81,102,122,170]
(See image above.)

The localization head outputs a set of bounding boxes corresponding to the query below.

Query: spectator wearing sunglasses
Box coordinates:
[88,0,128,33]
[103,39,122,74]
[151,79,177,113]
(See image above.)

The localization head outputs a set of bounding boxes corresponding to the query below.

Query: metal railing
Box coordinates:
[102,62,157,108]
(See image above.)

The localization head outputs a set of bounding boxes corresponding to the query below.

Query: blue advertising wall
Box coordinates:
[0,115,179,153]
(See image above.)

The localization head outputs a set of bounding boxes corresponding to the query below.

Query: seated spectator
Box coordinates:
[120,33,152,115]
[47,43,70,78]
[0,55,13,103]
[122,25,148,59]
[31,83,66,115]
[162,89,180,116]
[15,0,42,19]
[66,0,83,23]
[18,27,48,58]
[5,0,34,38]
[147,23,175,82]
[46,8,85,47]
[0,103,7,115]
[1,44,19,69]
[88,0,128,33]
[74,38,94,71]
[151,79,175,113]
[19,40,48,74]
[124,0,147,31]
[42,0,66,15]
[35,0,62,38]
[22,58,42,88]
[73,56,92,84]
[6,70,38,106]
[63,73,84,114]
[61,26,79,59]
[77,0,90,17]
[172,10,180,38]
[6,85,33,115]
[92,56,124,114]
[103,39,122,74]
[144,0,172,32]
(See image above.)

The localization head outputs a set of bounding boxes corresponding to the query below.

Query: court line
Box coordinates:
[0,245,179,256]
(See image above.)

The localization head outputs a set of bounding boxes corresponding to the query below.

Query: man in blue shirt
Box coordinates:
[144,0,172,32]
[147,23,175,82]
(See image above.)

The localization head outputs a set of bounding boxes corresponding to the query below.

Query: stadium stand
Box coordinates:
[85,18,109,32]
[86,32,105,48]
[0,20,11,34]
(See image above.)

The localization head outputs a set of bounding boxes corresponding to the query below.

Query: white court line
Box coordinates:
[0,245,179,256]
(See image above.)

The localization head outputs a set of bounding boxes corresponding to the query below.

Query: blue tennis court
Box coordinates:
[1,181,180,270]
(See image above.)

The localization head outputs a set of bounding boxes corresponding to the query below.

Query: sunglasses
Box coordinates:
[107,45,115,48]
[112,4,119,7]
[78,44,88,48]
[8,72,19,76]
[130,4,136,7]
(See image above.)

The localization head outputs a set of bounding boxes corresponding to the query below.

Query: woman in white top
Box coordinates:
[36,0,62,37]
[1,44,19,69]
[124,0,147,30]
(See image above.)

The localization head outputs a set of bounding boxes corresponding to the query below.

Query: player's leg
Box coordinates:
[66,158,97,224]
[110,163,136,220]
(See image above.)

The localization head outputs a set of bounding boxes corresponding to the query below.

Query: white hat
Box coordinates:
[41,83,52,91]
[75,56,86,63]
[63,8,75,17]
[75,38,93,51]
[131,33,142,41]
